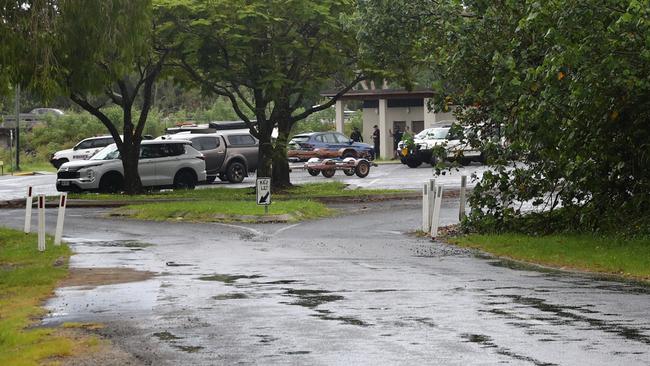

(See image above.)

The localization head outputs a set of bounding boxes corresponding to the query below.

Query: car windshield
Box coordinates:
[416,127,449,140]
[90,144,120,160]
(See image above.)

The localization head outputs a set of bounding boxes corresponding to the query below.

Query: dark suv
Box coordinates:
[288,131,375,161]
[158,131,258,183]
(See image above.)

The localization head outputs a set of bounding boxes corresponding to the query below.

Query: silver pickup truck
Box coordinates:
[157,130,258,183]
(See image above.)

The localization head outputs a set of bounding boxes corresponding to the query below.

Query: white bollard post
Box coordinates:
[54,193,67,245]
[37,194,46,252]
[24,186,33,233]
[430,184,444,238]
[422,182,430,232]
[428,178,436,230]
[459,175,467,221]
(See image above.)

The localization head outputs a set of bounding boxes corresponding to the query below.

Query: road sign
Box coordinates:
[256,177,271,205]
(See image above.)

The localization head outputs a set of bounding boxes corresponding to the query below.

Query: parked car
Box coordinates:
[30,108,65,116]
[397,124,484,168]
[157,131,258,183]
[55,140,207,193]
[288,131,375,161]
[50,135,118,168]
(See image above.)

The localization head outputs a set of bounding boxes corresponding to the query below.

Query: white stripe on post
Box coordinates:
[24,186,33,233]
[422,182,429,232]
[459,175,467,221]
[430,184,444,238]
[37,194,45,252]
[54,193,67,245]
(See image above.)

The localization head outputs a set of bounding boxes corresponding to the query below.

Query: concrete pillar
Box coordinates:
[335,100,345,133]
[378,98,390,159]
[424,97,436,128]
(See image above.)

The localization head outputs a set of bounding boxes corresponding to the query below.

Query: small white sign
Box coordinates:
[256,177,271,205]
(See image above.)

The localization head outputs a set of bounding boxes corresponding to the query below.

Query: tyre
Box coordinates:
[226,161,246,183]
[307,168,320,176]
[205,175,217,184]
[174,170,197,190]
[405,156,422,168]
[52,158,68,169]
[400,157,407,164]
[343,169,355,176]
[355,161,370,178]
[98,173,123,193]
[321,169,336,178]
[342,150,357,159]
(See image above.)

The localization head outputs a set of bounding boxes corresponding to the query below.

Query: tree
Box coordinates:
[54,0,167,194]
[157,0,364,188]
[358,0,650,233]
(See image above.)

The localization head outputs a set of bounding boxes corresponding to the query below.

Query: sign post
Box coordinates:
[24,186,33,233]
[54,193,67,245]
[256,177,271,214]
[37,194,45,252]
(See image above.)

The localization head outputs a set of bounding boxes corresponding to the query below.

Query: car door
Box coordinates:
[152,144,186,185]
[191,137,224,175]
[71,139,97,160]
[138,145,162,186]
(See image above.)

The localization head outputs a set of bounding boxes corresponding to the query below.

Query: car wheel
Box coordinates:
[174,170,197,190]
[355,161,370,178]
[98,173,123,193]
[307,168,320,176]
[321,169,336,178]
[226,161,246,183]
[400,157,407,164]
[52,158,68,169]
[342,150,357,159]
[343,169,355,176]
[405,156,422,168]
[205,176,217,184]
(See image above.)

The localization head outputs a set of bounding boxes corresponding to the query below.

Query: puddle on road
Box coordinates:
[255,334,279,345]
[90,240,154,249]
[282,350,311,355]
[173,345,204,353]
[153,331,182,341]
[282,289,344,308]
[498,294,650,345]
[197,274,264,284]
[461,333,557,366]
[153,331,203,353]
[311,309,370,327]
[211,293,248,300]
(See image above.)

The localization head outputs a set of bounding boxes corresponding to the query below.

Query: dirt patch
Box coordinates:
[50,328,144,366]
[60,268,156,288]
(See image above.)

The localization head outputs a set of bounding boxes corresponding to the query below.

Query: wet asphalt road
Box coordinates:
[0,162,488,201]
[1,201,649,365]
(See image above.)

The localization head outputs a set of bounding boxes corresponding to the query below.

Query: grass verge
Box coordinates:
[0,227,76,365]
[118,199,332,223]
[70,182,408,201]
[450,233,650,281]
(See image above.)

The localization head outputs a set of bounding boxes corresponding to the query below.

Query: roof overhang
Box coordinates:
[320,88,436,101]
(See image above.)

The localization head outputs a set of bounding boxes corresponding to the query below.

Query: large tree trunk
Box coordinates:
[257,132,274,180]
[121,144,142,194]
[271,127,291,189]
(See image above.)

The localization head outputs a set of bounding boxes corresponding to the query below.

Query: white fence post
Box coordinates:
[24,186,33,233]
[54,193,67,245]
[37,194,45,252]
[422,182,430,232]
[459,175,467,221]
[428,178,436,231]
[430,185,444,238]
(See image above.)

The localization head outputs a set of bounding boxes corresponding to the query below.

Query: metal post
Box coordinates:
[14,84,20,171]
[37,195,45,251]
[430,185,444,238]
[459,175,467,221]
[24,186,33,233]
[54,193,67,245]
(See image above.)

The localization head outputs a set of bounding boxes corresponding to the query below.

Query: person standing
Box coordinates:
[372,125,380,159]
[389,126,403,159]
[350,127,363,142]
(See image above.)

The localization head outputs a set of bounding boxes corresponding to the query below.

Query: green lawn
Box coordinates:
[70,182,407,201]
[120,199,332,223]
[451,233,650,281]
[0,228,74,365]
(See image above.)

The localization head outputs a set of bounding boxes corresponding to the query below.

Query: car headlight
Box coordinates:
[81,169,96,181]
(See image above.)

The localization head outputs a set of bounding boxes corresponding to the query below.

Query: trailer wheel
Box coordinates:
[343,169,355,176]
[307,168,320,176]
[321,169,336,178]
[355,160,370,178]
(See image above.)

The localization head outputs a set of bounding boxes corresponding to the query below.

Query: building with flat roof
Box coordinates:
[321,88,456,159]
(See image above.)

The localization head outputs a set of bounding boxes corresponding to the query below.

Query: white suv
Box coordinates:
[55,140,207,193]
[398,124,483,168]
[50,135,117,168]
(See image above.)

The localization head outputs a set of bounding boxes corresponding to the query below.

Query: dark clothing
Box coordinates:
[393,131,403,150]
[350,130,363,142]
[372,129,380,159]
